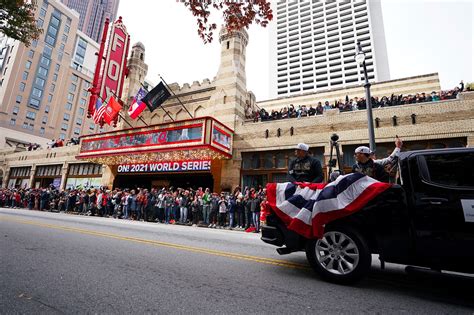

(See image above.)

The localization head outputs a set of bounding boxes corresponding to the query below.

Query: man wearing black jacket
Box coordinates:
[288,143,324,183]
[352,146,388,182]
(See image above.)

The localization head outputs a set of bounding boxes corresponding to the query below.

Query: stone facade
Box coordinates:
[1,26,473,191]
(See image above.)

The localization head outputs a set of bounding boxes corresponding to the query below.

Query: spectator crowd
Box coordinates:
[248,85,464,122]
[0,185,267,233]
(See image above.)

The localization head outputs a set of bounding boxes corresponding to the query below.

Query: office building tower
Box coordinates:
[269,0,390,98]
[60,0,120,43]
[0,0,102,148]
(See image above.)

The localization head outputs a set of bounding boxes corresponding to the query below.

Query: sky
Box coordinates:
[117,0,473,101]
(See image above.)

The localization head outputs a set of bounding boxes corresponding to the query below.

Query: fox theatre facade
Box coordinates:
[77,117,233,191]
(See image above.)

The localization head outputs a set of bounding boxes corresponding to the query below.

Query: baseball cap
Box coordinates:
[354,146,371,154]
[296,143,309,151]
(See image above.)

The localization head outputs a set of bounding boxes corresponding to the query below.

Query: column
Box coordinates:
[467,135,474,148]
[211,159,223,193]
[2,169,9,188]
[28,165,36,189]
[101,165,116,189]
[60,163,68,191]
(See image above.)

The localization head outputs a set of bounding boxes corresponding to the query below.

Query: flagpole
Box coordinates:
[138,116,149,126]
[140,82,175,122]
[117,112,133,128]
[100,90,149,127]
[159,75,193,119]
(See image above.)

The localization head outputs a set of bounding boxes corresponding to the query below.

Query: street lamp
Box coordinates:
[355,41,376,153]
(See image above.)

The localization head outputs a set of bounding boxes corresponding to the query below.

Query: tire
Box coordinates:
[306,226,371,284]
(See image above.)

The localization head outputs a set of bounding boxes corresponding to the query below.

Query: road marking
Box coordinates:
[0,216,310,270]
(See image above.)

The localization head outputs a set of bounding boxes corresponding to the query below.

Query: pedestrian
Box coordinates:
[228,195,236,228]
[40,189,49,211]
[179,190,189,224]
[164,192,173,224]
[122,190,129,219]
[218,195,228,228]
[235,193,244,229]
[209,193,219,228]
[89,189,97,216]
[136,189,144,221]
[155,190,165,223]
[249,192,260,232]
[202,188,211,225]
[129,190,138,220]
[81,190,89,215]
[191,195,200,226]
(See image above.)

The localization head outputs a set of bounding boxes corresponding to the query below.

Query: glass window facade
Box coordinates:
[74,37,87,65]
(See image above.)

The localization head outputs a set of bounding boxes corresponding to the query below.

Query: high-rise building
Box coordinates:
[269,0,390,98]
[0,0,102,148]
[60,0,120,43]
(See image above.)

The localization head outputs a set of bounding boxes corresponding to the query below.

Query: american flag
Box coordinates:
[92,99,106,124]
[266,173,391,239]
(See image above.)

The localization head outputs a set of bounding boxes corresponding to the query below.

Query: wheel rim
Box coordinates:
[315,231,360,275]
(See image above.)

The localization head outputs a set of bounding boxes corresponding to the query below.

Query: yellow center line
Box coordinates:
[0,216,310,270]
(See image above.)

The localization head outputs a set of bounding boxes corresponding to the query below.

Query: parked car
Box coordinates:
[261,147,474,283]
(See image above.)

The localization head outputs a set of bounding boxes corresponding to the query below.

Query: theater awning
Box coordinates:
[77,117,233,165]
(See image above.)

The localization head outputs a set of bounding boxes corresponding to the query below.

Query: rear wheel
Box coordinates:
[306,226,371,284]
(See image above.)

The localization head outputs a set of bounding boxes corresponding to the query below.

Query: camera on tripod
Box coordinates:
[328,133,344,181]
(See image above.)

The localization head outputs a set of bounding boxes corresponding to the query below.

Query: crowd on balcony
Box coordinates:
[248,82,465,122]
[45,137,80,149]
[0,185,266,233]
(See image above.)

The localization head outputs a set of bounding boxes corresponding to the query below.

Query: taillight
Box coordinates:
[260,202,272,226]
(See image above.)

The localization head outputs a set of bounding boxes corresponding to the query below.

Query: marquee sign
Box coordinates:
[100,17,130,103]
[77,117,233,165]
[117,160,211,173]
[80,123,204,153]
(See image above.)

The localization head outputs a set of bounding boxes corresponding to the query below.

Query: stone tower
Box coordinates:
[120,42,148,128]
[209,27,249,130]
[124,42,148,101]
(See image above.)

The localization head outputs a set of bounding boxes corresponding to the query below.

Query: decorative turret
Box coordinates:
[210,26,249,129]
[119,42,149,128]
[123,41,148,102]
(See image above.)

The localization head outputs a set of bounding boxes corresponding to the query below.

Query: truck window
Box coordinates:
[424,152,474,187]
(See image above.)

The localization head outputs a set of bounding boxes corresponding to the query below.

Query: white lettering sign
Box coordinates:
[117,160,212,173]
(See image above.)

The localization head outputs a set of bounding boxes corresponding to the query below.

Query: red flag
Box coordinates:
[103,97,122,125]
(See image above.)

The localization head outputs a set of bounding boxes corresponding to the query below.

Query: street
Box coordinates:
[1,208,473,314]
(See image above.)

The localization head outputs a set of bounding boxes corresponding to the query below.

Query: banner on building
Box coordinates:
[117,160,212,173]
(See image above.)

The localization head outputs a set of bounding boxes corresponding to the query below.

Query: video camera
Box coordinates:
[328,133,344,181]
